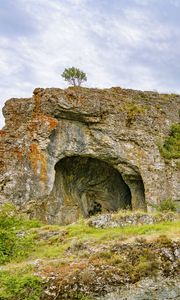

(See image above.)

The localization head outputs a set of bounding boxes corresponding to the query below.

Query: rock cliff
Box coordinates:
[0,87,179,224]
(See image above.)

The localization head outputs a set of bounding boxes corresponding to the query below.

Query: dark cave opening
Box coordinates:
[52,156,133,219]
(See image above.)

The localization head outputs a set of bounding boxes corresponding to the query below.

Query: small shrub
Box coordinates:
[159,123,180,159]
[98,251,112,259]
[158,199,177,212]
[109,254,123,265]
[131,259,158,282]
[0,203,41,230]
[0,272,43,300]
[0,203,21,229]
[123,103,145,126]
[0,204,40,264]
[156,235,172,247]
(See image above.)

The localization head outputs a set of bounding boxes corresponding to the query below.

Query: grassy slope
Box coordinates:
[0,208,179,299]
[28,219,180,260]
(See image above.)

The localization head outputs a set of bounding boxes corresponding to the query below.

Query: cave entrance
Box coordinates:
[52,156,133,222]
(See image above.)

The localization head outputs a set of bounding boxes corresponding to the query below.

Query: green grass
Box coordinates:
[122,102,146,125]
[32,242,69,259]
[67,220,180,240]
[1,202,179,263]
[0,271,43,300]
[0,207,179,300]
[26,220,180,261]
[0,204,41,264]
[157,199,177,212]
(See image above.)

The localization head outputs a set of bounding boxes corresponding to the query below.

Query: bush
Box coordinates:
[160,123,180,159]
[0,203,41,230]
[158,199,177,212]
[0,204,40,264]
[0,272,43,300]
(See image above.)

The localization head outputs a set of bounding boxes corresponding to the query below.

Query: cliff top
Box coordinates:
[1,86,180,132]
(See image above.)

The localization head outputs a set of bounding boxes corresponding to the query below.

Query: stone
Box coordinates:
[0,87,179,224]
[99,277,180,300]
[87,211,177,229]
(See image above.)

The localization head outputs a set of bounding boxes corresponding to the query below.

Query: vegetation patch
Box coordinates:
[0,206,179,299]
[0,272,43,300]
[35,235,179,299]
[156,199,177,212]
[0,204,40,264]
[159,123,180,159]
[122,103,146,126]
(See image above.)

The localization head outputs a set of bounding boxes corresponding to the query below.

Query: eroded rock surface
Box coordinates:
[0,87,179,224]
[99,277,180,300]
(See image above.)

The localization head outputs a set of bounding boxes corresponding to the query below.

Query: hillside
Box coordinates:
[0,87,179,299]
[0,205,179,299]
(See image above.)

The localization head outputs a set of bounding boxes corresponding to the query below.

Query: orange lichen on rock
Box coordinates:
[27,114,58,138]
[37,114,58,131]
[27,120,39,137]
[13,146,23,161]
[0,130,7,137]
[28,143,48,182]
[33,93,41,115]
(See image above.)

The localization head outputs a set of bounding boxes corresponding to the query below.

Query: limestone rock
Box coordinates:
[99,277,180,300]
[0,87,179,224]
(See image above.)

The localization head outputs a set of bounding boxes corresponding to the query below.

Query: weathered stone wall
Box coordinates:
[0,87,179,224]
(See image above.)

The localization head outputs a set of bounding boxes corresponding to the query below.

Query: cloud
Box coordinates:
[0,0,37,37]
[0,0,180,128]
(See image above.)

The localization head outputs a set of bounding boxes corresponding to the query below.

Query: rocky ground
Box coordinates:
[87,210,178,228]
[99,277,180,300]
[0,209,179,300]
[37,233,180,299]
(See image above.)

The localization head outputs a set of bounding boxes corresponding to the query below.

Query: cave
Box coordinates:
[51,156,135,222]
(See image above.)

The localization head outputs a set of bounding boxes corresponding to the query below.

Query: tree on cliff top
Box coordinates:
[61,67,87,86]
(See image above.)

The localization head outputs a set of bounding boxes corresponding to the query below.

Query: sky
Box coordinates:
[0,0,180,128]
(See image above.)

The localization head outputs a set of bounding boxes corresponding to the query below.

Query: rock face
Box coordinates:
[99,277,180,300]
[0,87,179,224]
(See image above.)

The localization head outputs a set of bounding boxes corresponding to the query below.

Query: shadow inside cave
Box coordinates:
[51,156,134,220]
